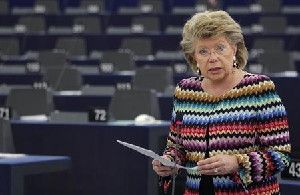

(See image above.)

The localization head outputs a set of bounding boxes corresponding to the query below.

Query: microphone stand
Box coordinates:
[171,171,177,195]
[171,112,183,195]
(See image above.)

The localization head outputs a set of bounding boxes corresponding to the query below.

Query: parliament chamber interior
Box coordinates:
[0,0,300,194]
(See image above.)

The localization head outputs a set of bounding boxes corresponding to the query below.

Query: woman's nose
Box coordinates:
[208,53,218,62]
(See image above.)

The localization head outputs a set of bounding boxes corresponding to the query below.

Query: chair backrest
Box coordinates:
[0,37,19,56]
[73,16,101,33]
[0,119,15,153]
[131,16,160,33]
[259,16,287,33]
[257,0,281,13]
[18,16,46,33]
[44,67,82,91]
[35,0,60,14]
[132,66,173,93]
[6,88,54,116]
[258,51,293,73]
[109,89,160,120]
[120,37,152,56]
[55,37,87,56]
[252,38,285,51]
[101,50,135,71]
[0,0,9,14]
[38,50,68,70]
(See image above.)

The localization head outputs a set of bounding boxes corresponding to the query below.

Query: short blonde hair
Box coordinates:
[180,10,248,71]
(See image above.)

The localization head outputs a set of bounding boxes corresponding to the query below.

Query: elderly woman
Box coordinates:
[153,10,290,195]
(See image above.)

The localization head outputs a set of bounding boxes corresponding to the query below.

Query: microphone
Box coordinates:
[171,111,184,195]
[174,112,184,128]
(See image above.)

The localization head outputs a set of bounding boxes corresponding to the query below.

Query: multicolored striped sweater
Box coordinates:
[164,73,291,195]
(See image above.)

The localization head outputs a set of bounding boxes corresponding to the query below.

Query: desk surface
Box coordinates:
[0,153,71,195]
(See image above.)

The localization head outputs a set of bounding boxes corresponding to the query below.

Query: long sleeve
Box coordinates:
[235,79,291,186]
[163,84,187,165]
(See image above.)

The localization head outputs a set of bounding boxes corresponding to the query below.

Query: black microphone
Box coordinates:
[171,111,184,195]
[174,112,184,128]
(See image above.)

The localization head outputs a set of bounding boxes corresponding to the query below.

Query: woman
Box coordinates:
[153,10,291,195]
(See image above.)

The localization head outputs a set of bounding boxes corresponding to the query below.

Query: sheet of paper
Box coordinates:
[117,140,198,171]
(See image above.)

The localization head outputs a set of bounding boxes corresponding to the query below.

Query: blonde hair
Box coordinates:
[180,10,248,71]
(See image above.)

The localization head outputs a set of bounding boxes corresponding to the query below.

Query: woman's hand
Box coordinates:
[152,156,178,177]
[197,154,239,175]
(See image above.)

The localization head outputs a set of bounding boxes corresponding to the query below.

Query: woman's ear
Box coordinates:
[232,44,237,56]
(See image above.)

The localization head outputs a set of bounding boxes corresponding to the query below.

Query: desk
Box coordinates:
[9,121,300,195]
[0,93,173,120]
[0,154,71,195]
[11,121,170,195]
[0,92,174,120]
[280,179,300,194]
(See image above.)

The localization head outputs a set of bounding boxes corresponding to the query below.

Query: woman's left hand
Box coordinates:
[197,154,239,175]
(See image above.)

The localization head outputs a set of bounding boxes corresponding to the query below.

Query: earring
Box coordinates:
[233,56,238,68]
[196,66,201,75]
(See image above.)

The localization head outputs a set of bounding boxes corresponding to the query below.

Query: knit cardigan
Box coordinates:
[163,73,291,195]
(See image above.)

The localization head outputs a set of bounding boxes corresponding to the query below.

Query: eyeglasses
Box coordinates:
[197,43,230,58]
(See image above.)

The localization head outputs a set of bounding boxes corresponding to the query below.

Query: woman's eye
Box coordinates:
[199,49,208,55]
[216,45,225,52]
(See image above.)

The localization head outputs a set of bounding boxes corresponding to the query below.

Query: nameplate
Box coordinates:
[99,63,114,73]
[116,82,131,90]
[281,157,300,180]
[33,81,48,89]
[88,108,108,122]
[26,62,41,73]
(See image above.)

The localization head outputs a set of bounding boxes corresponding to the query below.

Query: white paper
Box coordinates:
[117,140,198,171]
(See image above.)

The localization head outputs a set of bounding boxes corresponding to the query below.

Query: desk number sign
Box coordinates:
[89,108,108,122]
[281,158,300,180]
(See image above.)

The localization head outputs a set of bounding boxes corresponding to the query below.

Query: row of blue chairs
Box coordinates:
[2,0,300,15]
[0,14,299,36]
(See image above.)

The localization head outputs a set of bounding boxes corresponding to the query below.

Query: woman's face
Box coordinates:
[193,36,237,82]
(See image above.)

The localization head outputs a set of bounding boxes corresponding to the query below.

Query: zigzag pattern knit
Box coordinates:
[164,73,291,195]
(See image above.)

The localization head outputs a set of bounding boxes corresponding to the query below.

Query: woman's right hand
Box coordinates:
[152,156,177,177]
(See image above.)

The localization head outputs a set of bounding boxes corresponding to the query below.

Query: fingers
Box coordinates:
[152,154,238,177]
[152,159,161,166]
[197,156,219,166]
[196,155,239,175]
[197,161,223,175]
[198,161,222,171]
[197,155,226,175]
[152,159,176,177]
[200,166,224,175]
